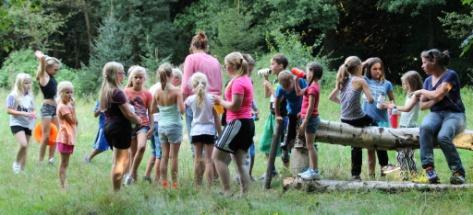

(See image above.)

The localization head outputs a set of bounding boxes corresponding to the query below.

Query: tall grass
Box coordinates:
[0,82,472,214]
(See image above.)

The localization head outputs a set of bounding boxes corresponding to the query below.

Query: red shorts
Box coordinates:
[57,142,74,154]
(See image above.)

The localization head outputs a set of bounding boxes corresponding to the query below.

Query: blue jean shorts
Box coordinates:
[305,116,320,134]
[150,122,161,159]
[40,103,57,118]
[158,124,182,144]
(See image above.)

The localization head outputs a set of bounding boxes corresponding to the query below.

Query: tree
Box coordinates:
[439,0,473,56]
[78,15,131,96]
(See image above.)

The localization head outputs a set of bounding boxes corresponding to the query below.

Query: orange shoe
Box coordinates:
[161,180,169,188]
[172,182,178,189]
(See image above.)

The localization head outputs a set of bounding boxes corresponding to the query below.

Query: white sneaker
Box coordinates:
[48,157,55,165]
[299,168,321,181]
[12,162,21,174]
[124,174,134,185]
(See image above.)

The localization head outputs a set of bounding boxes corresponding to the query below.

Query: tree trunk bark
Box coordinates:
[315,120,473,151]
[283,177,473,192]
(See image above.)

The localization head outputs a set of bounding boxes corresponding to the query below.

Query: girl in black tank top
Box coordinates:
[34,50,61,163]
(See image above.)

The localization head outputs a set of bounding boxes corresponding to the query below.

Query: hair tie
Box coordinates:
[344,64,348,68]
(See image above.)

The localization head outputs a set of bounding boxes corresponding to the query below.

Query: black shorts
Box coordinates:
[10,126,32,136]
[192,134,216,145]
[216,119,255,153]
[104,120,132,149]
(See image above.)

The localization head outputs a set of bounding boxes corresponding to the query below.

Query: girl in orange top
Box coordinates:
[56,81,77,189]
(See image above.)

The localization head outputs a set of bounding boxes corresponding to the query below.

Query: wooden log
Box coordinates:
[315,120,473,151]
[264,122,283,189]
[283,177,473,193]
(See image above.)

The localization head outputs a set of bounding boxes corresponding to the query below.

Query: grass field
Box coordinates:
[0,79,472,214]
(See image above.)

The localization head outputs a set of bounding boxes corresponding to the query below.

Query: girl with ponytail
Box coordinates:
[184,72,222,188]
[152,63,185,189]
[329,56,376,181]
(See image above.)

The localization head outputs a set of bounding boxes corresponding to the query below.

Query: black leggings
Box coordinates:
[341,115,388,176]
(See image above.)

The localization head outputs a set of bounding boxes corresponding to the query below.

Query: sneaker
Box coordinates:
[123,174,135,185]
[143,176,152,184]
[299,168,321,181]
[381,164,401,175]
[450,172,465,185]
[351,175,362,181]
[48,157,55,165]
[12,162,21,174]
[84,155,91,163]
[425,167,440,184]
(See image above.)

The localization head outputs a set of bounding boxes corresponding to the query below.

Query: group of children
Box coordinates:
[6,49,428,192]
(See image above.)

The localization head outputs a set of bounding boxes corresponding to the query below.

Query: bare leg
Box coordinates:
[130,132,147,180]
[127,137,137,176]
[87,149,105,162]
[112,149,130,191]
[204,144,214,188]
[14,131,29,169]
[48,117,59,161]
[213,148,231,195]
[144,156,156,178]
[305,132,318,170]
[154,158,161,184]
[233,150,250,195]
[39,118,52,162]
[170,143,181,187]
[160,142,170,187]
[194,143,204,187]
[59,153,70,189]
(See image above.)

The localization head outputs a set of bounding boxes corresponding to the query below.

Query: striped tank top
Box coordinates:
[340,77,365,120]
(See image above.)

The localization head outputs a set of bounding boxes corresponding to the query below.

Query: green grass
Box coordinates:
[0,82,472,214]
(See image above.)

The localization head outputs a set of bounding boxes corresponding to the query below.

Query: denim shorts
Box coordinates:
[158,124,182,144]
[40,103,57,118]
[133,125,150,136]
[305,116,320,134]
[150,122,162,159]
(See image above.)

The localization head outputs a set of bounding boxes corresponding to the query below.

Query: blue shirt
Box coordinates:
[362,78,393,122]
[424,69,465,113]
[275,78,307,115]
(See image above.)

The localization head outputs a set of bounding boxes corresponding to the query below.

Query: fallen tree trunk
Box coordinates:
[315,120,473,151]
[283,177,473,193]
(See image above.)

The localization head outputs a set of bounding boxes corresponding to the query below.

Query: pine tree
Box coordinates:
[77,15,131,96]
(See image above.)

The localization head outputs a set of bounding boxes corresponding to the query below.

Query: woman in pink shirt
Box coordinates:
[182,32,223,152]
[213,52,254,197]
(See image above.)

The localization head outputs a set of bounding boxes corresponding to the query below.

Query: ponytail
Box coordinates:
[335,64,350,90]
[190,72,208,107]
[157,63,173,90]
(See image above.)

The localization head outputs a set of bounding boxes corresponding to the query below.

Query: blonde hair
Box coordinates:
[157,63,173,90]
[278,70,292,84]
[11,73,33,102]
[224,52,248,76]
[99,62,124,111]
[57,81,74,104]
[35,55,61,80]
[401,70,423,92]
[172,68,182,81]
[126,65,147,88]
[190,72,208,107]
[336,56,362,89]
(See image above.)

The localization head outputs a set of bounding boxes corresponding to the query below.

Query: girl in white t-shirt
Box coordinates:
[6,73,35,174]
[185,72,222,188]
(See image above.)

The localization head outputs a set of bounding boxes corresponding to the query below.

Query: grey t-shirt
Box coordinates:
[6,93,35,129]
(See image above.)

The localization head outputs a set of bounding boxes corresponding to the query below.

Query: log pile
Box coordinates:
[283,177,473,193]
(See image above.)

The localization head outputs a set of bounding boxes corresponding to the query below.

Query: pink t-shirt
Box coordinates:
[182,52,222,98]
[225,75,253,122]
[300,82,320,118]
